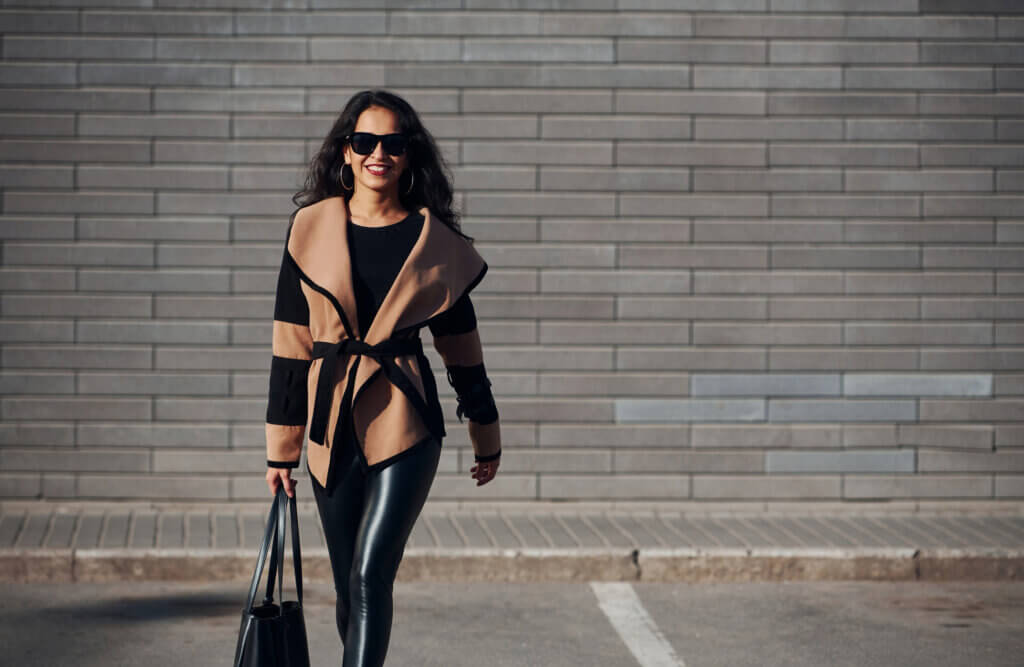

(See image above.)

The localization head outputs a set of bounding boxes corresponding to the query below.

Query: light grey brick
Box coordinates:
[846,169,993,192]
[922,145,1024,167]
[0,475,41,498]
[621,194,768,217]
[996,68,1024,90]
[770,143,918,167]
[0,320,75,343]
[619,39,766,63]
[77,475,231,500]
[77,423,229,448]
[922,42,1024,65]
[618,347,765,371]
[80,63,231,87]
[0,216,74,239]
[76,320,229,344]
[694,168,840,192]
[540,321,689,345]
[0,423,73,446]
[159,37,306,61]
[237,10,384,35]
[82,11,234,34]
[995,475,1024,497]
[2,397,151,420]
[899,424,994,451]
[617,90,765,114]
[771,245,918,268]
[925,246,1024,269]
[847,67,993,90]
[694,65,841,89]
[694,270,843,294]
[541,116,690,140]
[773,195,919,218]
[695,219,842,243]
[1,345,151,370]
[845,16,995,39]
[79,269,230,293]
[540,269,689,294]
[616,398,764,422]
[618,295,765,320]
[999,17,1024,39]
[79,372,230,396]
[77,216,230,241]
[769,399,916,422]
[619,244,766,268]
[769,92,917,115]
[617,0,765,10]
[155,347,266,371]
[766,450,915,473]
[771,348,921,370]
[0,372,75,395]
[770,296,918,320]
[920,93,1024,116]
[694,322,840,345]
[541,167,690,192]
[2,294,152,318]
[695,14,844,38]
[5,36,153,60]
[539,474,690,500]
[0,449,149,473]
[924,195,1024,217]
[692,475,840,500]
[845,373,992,396]
[695,118,841,140]
[773,0,917,10]
[771,41,917,64]
[844,475,992,500]
[80,113,228,138]
[919,450,1024,472]
[844,221,993,243]
[2,242,153,267]
[692,373,840,397]
[464,89,611,113]
[846,271,991,294]
[538,372,687,397]
[846,119,994,141]
[616,449,763,473]
[0,268,75,291]
[920,399,1024,422]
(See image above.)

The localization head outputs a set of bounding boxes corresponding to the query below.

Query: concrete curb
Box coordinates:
[3,546,1021,584]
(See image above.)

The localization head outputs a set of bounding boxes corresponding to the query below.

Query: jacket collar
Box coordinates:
[293,196,432,345]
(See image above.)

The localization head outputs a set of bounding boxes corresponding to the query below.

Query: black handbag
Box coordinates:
[233,485,311,667]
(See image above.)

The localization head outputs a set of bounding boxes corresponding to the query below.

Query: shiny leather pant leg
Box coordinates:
[311,436,442,667]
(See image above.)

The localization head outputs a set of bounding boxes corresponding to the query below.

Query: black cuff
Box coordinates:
[267,459,300,469]
[474,449,501,463]
[447,364,498,425]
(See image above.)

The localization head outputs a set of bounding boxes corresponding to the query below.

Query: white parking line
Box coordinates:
[590,581,686,667]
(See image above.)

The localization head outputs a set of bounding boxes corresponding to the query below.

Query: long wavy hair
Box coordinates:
[291,89,473,242]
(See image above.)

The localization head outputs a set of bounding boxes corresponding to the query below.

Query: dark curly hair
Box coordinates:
[291,88,473,242]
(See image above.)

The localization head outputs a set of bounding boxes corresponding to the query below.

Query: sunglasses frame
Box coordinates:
[346,132,409,156]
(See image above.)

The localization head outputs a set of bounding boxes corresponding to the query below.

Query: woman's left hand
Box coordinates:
[471,458,499,486]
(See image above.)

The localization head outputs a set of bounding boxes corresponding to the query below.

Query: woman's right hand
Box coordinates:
[266,467,297,498]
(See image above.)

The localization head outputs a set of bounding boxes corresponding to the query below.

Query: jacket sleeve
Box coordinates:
[265,237,314,469]
[428,293,502,463]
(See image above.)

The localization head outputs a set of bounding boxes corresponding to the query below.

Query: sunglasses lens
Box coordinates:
[382,135,407,156]
[350,133,407,156]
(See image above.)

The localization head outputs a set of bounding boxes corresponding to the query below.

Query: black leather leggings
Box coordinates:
[309,435,441,667]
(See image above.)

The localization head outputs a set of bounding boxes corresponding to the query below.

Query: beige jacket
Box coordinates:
[264,196,501,495]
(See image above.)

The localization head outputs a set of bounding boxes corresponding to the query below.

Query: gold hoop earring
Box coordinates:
[340,164,353,191]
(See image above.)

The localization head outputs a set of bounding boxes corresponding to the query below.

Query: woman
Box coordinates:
[262,89,502,667]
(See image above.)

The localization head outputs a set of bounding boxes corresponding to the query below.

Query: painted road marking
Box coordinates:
[590,581,686,667]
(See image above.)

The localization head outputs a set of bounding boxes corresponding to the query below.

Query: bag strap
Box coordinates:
[263,486,304,611]
[242,488,282,612]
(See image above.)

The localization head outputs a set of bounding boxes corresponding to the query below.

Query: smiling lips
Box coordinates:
[366,164,391,175]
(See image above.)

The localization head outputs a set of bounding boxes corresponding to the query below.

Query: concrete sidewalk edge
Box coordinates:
[2,546,1020,584]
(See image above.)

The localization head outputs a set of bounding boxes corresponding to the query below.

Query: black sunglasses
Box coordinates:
[346,132,408,156]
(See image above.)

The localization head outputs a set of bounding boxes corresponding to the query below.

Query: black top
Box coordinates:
[346,210,497,429]
[347,211,477,337]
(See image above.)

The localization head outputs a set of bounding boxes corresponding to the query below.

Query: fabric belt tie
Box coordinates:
[308,336,442,456]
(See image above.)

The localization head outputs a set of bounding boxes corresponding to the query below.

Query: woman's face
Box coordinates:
[343,105,409,195]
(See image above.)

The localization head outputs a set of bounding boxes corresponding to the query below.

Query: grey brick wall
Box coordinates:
[1,0,1022,503]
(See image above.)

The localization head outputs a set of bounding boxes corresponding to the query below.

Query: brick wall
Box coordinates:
[1,0,1022,503]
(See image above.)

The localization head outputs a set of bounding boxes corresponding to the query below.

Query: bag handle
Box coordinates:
[263,486,304,611]
[242,487,282,613]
